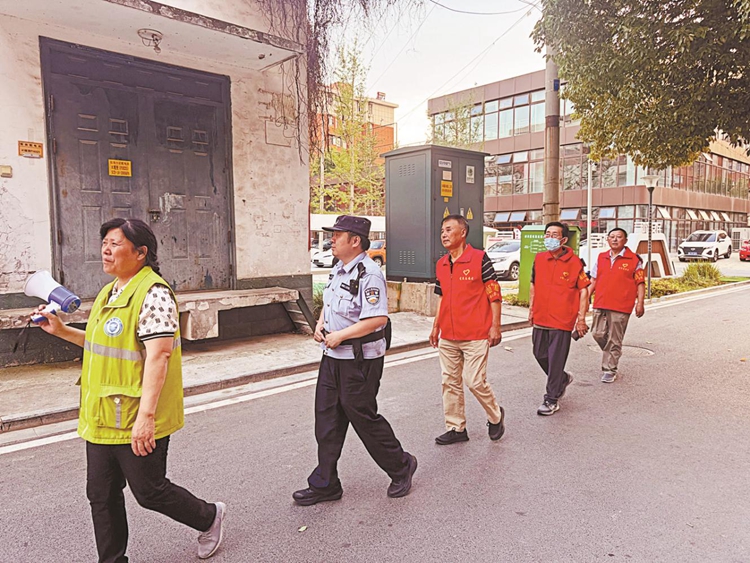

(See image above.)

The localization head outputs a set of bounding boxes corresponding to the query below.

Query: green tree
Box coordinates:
[428,96,484,150]
[534,0,750,168]
[310,46,385,215]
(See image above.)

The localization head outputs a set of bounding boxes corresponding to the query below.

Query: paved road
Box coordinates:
[2,287,750,562]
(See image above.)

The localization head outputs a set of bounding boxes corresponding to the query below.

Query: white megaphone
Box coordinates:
[24,270,81,324]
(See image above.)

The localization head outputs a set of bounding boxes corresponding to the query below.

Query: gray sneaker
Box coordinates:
[537,401,560,416]
[198,502,226,559]
[601,371,617,384]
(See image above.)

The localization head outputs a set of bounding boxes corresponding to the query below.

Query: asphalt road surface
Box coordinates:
[1,286,749,562]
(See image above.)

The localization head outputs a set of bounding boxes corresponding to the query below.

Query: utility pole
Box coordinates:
[543,50,560,224]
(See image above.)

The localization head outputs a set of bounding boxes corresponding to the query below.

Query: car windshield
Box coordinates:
[488,242,509,252]
[495,242,520,253]
[686,233,716,242]
[370,240,385,249]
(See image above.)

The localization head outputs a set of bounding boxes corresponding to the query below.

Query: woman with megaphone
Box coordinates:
[35,218,226,562]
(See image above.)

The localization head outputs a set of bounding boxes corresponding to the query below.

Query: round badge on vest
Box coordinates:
[103,318,124,337]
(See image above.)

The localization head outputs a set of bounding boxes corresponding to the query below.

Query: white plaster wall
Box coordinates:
[0,2,309,295]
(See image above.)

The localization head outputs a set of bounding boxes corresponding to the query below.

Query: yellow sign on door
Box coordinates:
[466,208,474,220]
[18,141,43,158]
[108,159,132,177]
[443,206,450,218]
[440,180,453,197]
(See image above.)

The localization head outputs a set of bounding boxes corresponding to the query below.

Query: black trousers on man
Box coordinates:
[86,436,216,563]
[532,328,572,404]
[308,355,409,492]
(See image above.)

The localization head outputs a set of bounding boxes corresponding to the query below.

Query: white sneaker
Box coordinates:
[198,502,226,559]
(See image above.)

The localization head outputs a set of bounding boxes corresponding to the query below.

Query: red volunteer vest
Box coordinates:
[436,245,493,341]
[593,248,644,314]
[531,247,589,331]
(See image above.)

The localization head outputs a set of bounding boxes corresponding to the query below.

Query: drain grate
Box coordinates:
[587,344,654,356]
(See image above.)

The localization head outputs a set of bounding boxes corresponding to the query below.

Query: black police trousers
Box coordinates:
[308,354,409,492]
[86,437,216,563]
[532,327,572,404]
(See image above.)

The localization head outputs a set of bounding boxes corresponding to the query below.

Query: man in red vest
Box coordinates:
[588,228,646,383]
[529,222,590,416]
[429,215,505,445]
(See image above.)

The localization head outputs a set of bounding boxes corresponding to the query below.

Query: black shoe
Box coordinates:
[292,486,343,506]
[387,453,418,498]
[435,429,469,445]
[487,406,505,441]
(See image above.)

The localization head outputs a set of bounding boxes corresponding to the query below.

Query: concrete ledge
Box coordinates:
[178,288,299,340]
[0,287,301,341]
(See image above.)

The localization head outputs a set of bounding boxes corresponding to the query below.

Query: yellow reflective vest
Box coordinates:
[78,266,184,444]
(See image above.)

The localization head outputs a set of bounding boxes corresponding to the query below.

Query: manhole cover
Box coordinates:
[587,344,654,356]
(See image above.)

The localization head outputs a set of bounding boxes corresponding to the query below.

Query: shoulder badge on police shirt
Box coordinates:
[364,287,381,304]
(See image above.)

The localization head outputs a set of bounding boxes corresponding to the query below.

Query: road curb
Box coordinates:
[0,319,534,435]
[644,278,750,305]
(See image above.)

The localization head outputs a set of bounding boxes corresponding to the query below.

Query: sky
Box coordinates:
[331,0,547,146]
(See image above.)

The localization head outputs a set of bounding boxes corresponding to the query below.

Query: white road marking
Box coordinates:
[1,286,743,456]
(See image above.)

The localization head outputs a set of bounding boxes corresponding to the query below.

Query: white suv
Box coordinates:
[677,230,732,262]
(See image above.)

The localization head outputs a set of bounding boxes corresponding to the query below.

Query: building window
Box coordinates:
[494,212,510,222]
[484,112,498,141]
[509,211,527,222]
[499,109,513,138]
[485,100,499,113]
[530,102,545,133]
[687,209,699,220]
[560,209,580,220]
[599,207,616,219]
[514,105,530,135]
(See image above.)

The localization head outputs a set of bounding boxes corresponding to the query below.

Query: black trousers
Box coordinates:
[308,355,409,492]
[532,328,572,404]
[86,436,216,563]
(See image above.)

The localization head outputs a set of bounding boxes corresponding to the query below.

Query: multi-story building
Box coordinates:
[428,70,750,251]
[312,86,397,214]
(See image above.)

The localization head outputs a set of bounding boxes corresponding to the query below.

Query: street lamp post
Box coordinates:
[642,174,660,300]
[586,158,597,270]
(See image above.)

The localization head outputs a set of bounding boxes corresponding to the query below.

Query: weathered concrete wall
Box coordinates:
[0,0,309,298]
[0,19,52,294]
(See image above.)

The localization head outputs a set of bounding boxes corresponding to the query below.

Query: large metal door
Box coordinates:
[42,39,232,298]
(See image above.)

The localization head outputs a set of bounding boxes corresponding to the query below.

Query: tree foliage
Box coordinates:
[428,96,484,150]
[310,47,385,215]
[534,0,750,168]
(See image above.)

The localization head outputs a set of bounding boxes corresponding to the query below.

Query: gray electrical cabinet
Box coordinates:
[383,145,488,281]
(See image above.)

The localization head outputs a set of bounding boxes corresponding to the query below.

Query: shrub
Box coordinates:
[681,262,722,285]
[503,294,529,308]
[312,283,325,318]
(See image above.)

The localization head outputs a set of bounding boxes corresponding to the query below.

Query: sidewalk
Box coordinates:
[0,305,531,435]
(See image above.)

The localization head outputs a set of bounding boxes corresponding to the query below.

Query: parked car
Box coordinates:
[310,238,332,262]
[367,240,386,266]
[486,240,521,280]
[312,248,338,268]
[677,230,732,262]
[740,240,750,261]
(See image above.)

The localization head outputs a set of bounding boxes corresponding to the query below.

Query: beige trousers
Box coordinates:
[438,339,502,431]
[591,309,631,373]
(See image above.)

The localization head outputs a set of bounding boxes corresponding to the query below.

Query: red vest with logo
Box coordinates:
[436,245,493,341]
[532,248,589,331]
[593,248,644,314]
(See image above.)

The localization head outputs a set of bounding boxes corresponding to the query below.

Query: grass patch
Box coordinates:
[721,276,750,283]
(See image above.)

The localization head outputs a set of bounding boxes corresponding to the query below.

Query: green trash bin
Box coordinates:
[517,225,581,303]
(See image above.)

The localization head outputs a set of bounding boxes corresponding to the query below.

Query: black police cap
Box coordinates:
[322,215,371,239]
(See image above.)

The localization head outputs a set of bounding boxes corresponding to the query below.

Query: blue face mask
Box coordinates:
[544,237,562,251]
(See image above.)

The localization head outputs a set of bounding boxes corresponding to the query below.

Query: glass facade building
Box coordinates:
[428,71,750,252]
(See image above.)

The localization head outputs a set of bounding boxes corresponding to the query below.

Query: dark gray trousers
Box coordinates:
[532,328,572,404]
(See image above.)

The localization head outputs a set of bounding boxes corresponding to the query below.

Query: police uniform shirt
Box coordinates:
[322,252,388,360]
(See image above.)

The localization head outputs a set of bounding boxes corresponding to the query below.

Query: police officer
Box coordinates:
[293,215,417,506]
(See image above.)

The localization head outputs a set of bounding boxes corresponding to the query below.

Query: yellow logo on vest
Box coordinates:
[104,318,124,337]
